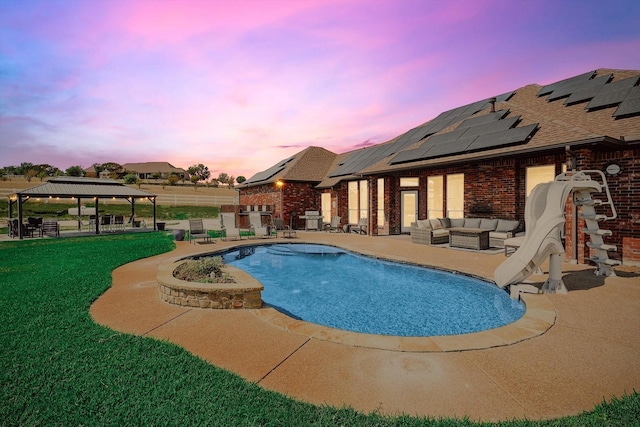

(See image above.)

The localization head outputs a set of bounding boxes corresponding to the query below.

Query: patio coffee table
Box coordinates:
[449,227,490,250]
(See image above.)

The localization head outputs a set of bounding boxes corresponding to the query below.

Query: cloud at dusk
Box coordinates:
[1,0,639,179]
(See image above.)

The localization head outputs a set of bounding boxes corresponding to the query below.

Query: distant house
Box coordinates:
[239,68,640,266]
[82,164,111,179]
[121,162,187,180]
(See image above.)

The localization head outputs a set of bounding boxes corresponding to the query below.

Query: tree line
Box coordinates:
[0,162,246,189]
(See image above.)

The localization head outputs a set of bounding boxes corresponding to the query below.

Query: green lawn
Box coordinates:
[0,200,220,221]
[1,233,638,426]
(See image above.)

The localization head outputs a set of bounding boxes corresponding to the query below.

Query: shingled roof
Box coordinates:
[361,68,640,175]
[240,146,337,187]
[121,162,186,174]
[243,68,640,186]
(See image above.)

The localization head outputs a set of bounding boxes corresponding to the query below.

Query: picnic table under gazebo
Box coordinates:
[7,177,158,239]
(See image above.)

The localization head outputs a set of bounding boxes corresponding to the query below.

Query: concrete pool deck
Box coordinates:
[90,231,640,422]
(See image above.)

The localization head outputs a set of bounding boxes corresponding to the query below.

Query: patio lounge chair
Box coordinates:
[220,212,241,241]
[350,218,368,234]
[189,219,212,244]
[324,216,342,233]
[41,219,60,237]
[248,211,272,238]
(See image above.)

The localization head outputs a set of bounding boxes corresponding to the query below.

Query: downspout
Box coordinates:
[566,146,578,264]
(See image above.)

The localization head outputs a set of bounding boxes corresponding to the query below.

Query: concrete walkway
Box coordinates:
[90,232,640,422]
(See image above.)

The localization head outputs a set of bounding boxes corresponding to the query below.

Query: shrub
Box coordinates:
[173,257,235,283]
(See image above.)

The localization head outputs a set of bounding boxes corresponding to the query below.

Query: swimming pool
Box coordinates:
[222,243,524,337]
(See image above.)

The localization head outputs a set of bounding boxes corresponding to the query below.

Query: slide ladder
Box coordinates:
[567,170,620,276]
[495,170,619,297]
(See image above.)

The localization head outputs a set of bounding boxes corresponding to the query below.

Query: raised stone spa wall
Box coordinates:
[157,256,263,309]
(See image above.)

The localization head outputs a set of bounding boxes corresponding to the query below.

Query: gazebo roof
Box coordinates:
[11,177,156,199]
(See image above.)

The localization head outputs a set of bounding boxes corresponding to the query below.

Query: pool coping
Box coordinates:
[168,242,556,352]
[251,293,554,352]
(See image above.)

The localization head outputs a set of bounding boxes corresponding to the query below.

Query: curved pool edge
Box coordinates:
[174,241,556,352]
[250,292,555,352]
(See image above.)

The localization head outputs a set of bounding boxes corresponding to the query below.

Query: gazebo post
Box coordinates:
[18,196,24,239]
[95,198,100,234]
[152,197,157,230]
[8,197,15,220]
[130,198,136,226]
[76,198,82,230]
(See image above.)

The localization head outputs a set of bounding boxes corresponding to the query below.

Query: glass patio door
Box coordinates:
[401,190,418,233]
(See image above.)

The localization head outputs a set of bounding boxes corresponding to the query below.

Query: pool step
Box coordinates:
[266,246,296,256]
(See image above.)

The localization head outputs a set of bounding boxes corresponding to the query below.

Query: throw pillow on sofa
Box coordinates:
[495,219,520,232]
[464,218,481,228]
[449,218,465,227]
[430,219,443,230]
[438,218,451,228]
[480,218,498,230]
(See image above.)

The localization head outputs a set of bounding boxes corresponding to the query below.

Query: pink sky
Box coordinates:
[1,0,639,180]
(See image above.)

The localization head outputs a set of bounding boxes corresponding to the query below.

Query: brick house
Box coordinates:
[238,147,337,228]
[121,162,187,180]
[239,69,640,265]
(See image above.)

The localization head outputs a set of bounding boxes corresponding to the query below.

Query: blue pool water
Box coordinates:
[222,244,525,337]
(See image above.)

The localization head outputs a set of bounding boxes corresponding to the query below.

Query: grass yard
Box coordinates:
[0,200,221,222]
[1,233,638,425]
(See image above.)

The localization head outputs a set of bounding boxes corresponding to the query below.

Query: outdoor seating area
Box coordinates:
[188,219,212,244]
[248,211,274,239]
[220,212,242,241]
[7,217,60,238]
[350,217,368,234]
[324,216,342,233]
[411,217,522,249]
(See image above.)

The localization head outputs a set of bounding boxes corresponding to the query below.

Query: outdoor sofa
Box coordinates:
[411,217,521,248]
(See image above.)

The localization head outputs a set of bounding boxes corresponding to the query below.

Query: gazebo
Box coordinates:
[7,177,157,239]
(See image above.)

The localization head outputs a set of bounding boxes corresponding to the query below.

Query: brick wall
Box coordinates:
[571,147,640,265]
[240,181,320,228]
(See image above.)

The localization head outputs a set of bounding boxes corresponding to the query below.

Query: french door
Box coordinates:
[401,190,418,233]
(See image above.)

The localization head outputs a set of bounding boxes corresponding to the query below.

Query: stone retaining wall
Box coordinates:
[157,256,263,309]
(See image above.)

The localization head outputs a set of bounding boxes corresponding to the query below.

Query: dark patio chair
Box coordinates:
[41,219,60,237]
[189,219,212,244]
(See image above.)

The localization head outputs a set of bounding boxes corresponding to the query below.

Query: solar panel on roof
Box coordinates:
[421,129,467,146]
[586,76,640,110]
[587,87,632,110]
[456,110,509,130]
[459,116,520,138]
[537,70,596,97]
[613,86,640,117]
[389,147,425,165]
[419,137,476,159]
[495,91,515,103]
[613,97,640,117]
[546,74,612,102]
[564,85,604,105]
[244,155,295,184]
[466,124,537,151]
